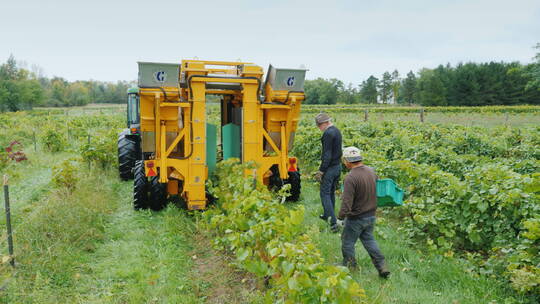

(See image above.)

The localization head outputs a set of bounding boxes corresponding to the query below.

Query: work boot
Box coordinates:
[343,258,358,271]
[330,224,340,233]
[319,214,329,222]
[378,264,390,279]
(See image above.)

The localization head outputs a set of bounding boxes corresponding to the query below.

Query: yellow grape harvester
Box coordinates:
[118,60,306,210]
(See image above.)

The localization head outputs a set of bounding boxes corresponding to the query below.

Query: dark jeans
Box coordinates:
[320,164,341,226]
[341,216,386,271]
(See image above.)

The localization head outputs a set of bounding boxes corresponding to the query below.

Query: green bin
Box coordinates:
[222,123,240,160]
[206,123,217,175]
[376,179,404,207]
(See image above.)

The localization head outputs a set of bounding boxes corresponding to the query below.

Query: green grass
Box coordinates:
[1,155,258,303]
[0,168,123,303]
[72,200,200,304]
[0,150,70,221]
[300,182,528,304]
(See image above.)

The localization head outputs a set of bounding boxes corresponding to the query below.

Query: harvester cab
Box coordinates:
[117,60,306,210]
[126,87,140,130]
[117,87,141,180]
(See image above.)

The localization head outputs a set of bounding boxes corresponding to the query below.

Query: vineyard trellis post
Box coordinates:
[87,134,91,169]
[364,109,368,122]
[32,130,37,152]
[420,108,425,123]
[3,175,15,267]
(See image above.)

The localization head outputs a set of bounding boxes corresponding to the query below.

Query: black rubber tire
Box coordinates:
[268,165,301,202]
[118,131,138,181]
[133,160,150,210]
[285,171,301,202]
[206,191,217,206]
[149,174,168,211]
[268,165,283,191]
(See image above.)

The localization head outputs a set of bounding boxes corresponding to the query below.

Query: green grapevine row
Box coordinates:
[201,160,366,304]
[293,120,540,296]
[0,111,122,171]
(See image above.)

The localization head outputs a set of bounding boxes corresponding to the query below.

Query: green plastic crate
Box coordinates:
[376,179,404,207]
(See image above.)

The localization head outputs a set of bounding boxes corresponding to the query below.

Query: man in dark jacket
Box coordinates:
[314,113,342,233]
[338,146,390,278]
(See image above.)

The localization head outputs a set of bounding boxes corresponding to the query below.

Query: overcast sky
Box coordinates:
[1,0,539,84]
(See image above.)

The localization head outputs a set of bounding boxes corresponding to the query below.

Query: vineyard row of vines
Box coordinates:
[292,120,540,296]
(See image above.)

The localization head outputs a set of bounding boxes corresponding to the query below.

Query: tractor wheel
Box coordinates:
[133,160,150,210]
[285,171,301,202]
[118,131,138,180]
[268,165,283,191]
[149,174,168,211]
[206,191,217,206]
[268,165,301,202]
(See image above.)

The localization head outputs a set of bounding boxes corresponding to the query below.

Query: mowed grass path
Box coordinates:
[0,153,255,303]
[70,184,199,304]
[300,182,527,304]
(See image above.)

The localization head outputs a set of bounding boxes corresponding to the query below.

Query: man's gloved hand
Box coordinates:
[314,171,324,182]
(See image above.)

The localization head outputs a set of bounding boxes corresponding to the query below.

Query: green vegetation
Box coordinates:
[304,78,342,105]
[301,182,529,304]
[527,43,540,91]
[3,42,538,111]
[41,76,133,107]
[1,105,538,303]
[202,160,365,303]
[304,43,540,106]
[293,119,540,301]
[0,56,44,111]
[359,76,379,104]
[0,55,133,112]
[300,104,540,128]
[0,156,201,303]
[0,109,255,303]
[302,104,540,113]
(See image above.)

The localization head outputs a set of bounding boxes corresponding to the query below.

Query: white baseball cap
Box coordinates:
[343,146,363,162]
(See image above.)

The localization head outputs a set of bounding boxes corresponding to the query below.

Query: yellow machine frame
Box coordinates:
[138,60,304,210]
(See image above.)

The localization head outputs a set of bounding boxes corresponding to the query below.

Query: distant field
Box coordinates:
[34,103,540,127]
[33,103,125,116]
[300,104,540,127]
[311,111,540,127]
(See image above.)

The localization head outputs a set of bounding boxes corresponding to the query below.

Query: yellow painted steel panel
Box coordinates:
[136,60,304,210]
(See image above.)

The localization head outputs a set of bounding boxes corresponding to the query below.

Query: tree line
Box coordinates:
[305,44,540,106]
[2,45,540,111]
[0,55,134,112]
